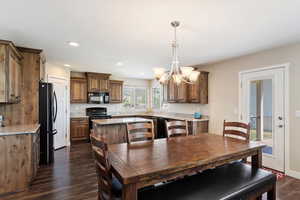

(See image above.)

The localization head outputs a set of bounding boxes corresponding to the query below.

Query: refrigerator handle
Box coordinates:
[52,129,58,135]
[53,91,58,123]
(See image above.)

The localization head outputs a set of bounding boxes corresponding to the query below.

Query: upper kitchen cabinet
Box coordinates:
[0,40,23,104]
[176,81,188,103]
[70,72,87,103]
[87,73,111,92]
[167,79,177,103]
[109,80,123,103]
[188,71,209,104]
[166,71,209,104]
[71,78,87,103]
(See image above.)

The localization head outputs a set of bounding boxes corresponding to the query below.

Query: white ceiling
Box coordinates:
[1,0,300,79]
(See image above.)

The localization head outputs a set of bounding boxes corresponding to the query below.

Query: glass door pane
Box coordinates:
[249,79,273,155]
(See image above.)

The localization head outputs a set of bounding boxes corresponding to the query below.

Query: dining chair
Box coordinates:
[90,134,122,200]
[165,120,189,138]
[126,121,155,143]
[223,120,250,162]
[223,120,250,142]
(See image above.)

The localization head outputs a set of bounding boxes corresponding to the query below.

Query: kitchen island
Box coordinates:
[93,118,153,144]
[93,113,209,144]
[110,112,209,137]
[0,124,40,195]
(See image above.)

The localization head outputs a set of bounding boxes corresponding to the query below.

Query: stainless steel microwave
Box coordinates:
[88,92,109,104]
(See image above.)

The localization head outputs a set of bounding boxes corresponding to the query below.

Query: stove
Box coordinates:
[86,107,112,129]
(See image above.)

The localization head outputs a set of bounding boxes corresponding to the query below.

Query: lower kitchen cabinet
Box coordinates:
[70,118,89,142]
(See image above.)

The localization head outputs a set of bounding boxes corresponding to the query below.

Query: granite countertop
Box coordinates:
[93,117,153,125]
[0,124,40,136]
[70,115,89,119]
[110,112,209,122]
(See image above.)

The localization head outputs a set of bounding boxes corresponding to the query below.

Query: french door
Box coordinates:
[240,67,285,172]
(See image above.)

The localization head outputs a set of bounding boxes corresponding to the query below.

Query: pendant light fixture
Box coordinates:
[153,21,200,85]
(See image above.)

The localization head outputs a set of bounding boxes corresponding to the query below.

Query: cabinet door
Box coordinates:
[8,54,16,102]
[14,56,22,103]
[99,79,109,92]
[189,79,200,103]
[7,50,22,103]
[162,83,168,103]
[109,80,123,103]
[71,78,87,103]
[88,77,100,92]
[188,72,208,104]
[70,119,89,141]
[176,82,188,102]
[167,79,177,102]
[0,45,6,102]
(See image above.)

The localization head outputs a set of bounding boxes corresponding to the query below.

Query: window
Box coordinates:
[123,87,135,108]
[123,86,148,110]
[135,88,147,109]
[152,87,161,110]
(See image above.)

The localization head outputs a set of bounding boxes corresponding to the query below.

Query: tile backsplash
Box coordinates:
[70,103,148,116]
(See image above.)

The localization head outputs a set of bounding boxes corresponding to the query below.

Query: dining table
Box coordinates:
[108,133,266,200]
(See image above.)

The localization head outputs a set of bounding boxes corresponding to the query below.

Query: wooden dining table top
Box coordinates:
[108,133,266,186]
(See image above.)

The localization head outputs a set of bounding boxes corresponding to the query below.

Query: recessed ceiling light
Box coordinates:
[67,41,80,47]
[116,62,123,66]
[64,64,71,67]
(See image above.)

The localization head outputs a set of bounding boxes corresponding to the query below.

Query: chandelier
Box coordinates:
[153,21,200,85]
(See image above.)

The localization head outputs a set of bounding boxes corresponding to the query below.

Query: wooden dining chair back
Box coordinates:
[90,134,113,200]
[165,120,189,138]
[126,121,154,143]
[223,120,250,142]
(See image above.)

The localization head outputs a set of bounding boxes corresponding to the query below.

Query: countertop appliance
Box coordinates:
[86,107,112,130]
[39,82,57,165]
[88,92,109,104]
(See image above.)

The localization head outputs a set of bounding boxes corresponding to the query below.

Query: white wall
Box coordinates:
[45,63,71,146]
[194,42,300,176]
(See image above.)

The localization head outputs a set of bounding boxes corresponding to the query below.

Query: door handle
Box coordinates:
[278,125,284,128]
[278,116,283,120]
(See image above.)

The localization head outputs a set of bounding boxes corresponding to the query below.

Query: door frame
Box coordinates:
[47,75,70,148]
[238,63,290,172]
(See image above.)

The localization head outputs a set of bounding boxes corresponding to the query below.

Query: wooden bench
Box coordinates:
[139,162,276,200]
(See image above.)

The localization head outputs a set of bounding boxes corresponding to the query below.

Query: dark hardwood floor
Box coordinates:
[2,142,300,200]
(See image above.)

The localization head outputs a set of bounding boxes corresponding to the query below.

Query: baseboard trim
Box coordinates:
[286,169,300,179]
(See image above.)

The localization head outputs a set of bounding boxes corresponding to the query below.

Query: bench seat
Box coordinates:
[138,162,276,200]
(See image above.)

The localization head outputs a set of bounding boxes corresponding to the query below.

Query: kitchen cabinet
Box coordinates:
[87,73,111,92]
[0,41,23,103]
[109,80,123,103]
[31,131,40,181]
[70,78,87,103]
[0,125,40,195]
[166,71,208,104]
[188,71,209,104]
[70,118,89,142]
[176,82,188,102]
[167,79,177,102]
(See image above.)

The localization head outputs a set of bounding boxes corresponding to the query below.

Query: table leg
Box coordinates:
[122,183,137,200]
[251,149,262,169]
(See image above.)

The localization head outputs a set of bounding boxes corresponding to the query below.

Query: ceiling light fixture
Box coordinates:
[153,21,200,85]
[67,41,80,47]
[64,64,71,67]
[116,62,124,66]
